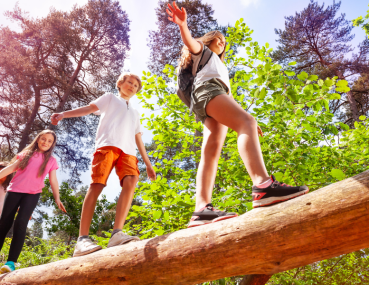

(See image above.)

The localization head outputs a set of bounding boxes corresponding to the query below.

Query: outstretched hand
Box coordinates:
[55,199,67,213]
[50,113,64,126]
[166,1,187,27]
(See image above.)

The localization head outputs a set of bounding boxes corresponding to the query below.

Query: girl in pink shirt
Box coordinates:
[0,130,66,273]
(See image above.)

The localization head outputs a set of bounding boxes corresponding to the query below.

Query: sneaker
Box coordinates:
[0,261,15,274]
[188,203,238,228]
[252,175,309,208]
[107,232,140,248]
[73,237,102,257]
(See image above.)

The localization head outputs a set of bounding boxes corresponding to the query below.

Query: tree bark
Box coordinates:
[1,170,369,285]
[18,87,41,151]
[239,275,272,285]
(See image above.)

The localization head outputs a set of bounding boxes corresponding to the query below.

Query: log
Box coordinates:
[1,170,369,285]
[239,274,272,285]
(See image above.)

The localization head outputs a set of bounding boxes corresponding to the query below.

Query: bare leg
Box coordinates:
[113,175,138,230]
[79,183,105,236]
[195,117,228,211]
[205,94,269,186]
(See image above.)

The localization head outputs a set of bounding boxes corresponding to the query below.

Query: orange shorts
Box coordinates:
[91,146,140,186]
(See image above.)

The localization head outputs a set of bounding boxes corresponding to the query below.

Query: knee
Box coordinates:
[122,175,138,187]
[237,113,258,133]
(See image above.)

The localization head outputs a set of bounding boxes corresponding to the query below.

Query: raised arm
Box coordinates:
[49,170,67,213]
[0,160,20,180]
[166,1,202,55]
[135,133,156,181]
[50,103,99,126]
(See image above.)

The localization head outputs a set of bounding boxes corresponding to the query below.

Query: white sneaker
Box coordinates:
[73,237,102,257]
[107,232,140,248]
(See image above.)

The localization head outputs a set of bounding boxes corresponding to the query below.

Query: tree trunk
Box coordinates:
[1,170,369,285]
[18,87,41,151]
[334,70,360,122]
[239,275,272,285]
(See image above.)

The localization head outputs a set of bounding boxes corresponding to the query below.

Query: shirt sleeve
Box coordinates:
[90,93,112,116]
[191,41,205,76]
[135,111,143,135]
[48,157,59,174]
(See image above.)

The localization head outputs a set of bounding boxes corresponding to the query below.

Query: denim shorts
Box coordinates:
[192,78,229,123]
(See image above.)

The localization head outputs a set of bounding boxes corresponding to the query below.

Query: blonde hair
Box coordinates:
[179,30,227,71]
[11,130,57,177]
[116,72,142,93]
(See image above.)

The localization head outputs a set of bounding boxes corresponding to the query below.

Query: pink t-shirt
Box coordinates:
[7,152,59,194]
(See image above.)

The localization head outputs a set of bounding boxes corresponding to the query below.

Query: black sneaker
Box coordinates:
[252,175,309,208]
[188,203,238,228]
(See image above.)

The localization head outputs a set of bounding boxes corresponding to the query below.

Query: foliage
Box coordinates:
[0,0,130,185]
[269,249,369,285]
[0,237,73,269]
[39,180,116,242]
[271,0,369,124]
[353,4,369,38]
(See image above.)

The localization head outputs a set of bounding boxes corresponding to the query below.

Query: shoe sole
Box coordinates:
[107,237,140,248]
[188,214,238,228]
[253,189,309,208]
[73,246,102,257]
[0,266,12,274]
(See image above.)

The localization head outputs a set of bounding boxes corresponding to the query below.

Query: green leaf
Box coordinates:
[297,71,308,81]
[329,169,346,181]
[359,115,366,120]
[153,210,162,220]
[285,70,296,77]
[259,88,267,99]
[307,75,318,81]
[288,61,297,66]
[336,80,348,87]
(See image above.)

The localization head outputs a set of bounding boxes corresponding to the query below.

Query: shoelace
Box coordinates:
[272,180,292,188]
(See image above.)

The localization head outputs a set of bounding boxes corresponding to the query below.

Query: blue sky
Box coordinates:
[1,0,368,202]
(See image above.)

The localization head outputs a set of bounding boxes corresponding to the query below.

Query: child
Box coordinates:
[0,130,66,273]
[51,72,156,257]
[166,2,309,227]
[0,162,13,217]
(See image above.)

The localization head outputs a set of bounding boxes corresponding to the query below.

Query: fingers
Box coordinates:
[59,202,67,213]
[173,1,181,12]
[167,3,174,13]
[166,8,173,17]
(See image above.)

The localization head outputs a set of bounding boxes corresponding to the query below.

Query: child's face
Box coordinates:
[209,35,226,56]
[37,134,54,153]
[118,76,140,99]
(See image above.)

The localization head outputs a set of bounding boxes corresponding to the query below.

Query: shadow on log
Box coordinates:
[1,170,369,285]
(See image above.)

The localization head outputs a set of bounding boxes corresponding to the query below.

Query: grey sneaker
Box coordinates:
[73,237,102,257]
[107,232,140,248]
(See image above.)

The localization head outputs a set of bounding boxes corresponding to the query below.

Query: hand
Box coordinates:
[50,112,64,125]
[166,1,187,27]
[257,125,264,137]
[146,164,157,181]
[55,199,67,213]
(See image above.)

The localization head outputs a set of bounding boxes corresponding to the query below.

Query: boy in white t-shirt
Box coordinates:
[51,72,156,257]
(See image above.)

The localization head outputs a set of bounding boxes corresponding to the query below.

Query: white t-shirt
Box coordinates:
[191,41,231,92]
[91,93,142,157]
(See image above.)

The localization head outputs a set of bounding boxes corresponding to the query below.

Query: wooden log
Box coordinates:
[1,170,369,285]
[239,274,272,285]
